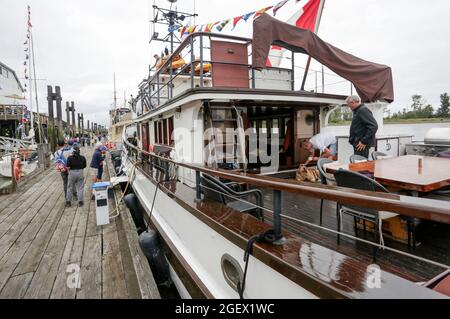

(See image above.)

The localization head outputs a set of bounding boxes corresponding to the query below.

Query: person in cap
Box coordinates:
[90,143,106,185]
[66,145,87,207]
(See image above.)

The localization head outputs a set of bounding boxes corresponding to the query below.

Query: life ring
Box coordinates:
[13,158,21,181]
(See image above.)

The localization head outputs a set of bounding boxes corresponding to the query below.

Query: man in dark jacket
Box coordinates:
[347,95,378,158]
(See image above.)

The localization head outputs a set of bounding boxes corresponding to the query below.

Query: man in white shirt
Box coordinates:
[302,132,337,164]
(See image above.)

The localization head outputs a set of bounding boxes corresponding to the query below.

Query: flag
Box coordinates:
[242,12,255,22]
[204,22,219,32]
[216,19,230,32]
[273,0,289,16]
[254,6,273,19]
[232,16,243,30]
[267,0,323,67]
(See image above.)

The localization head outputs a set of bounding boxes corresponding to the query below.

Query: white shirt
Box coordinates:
[309,132,337,153]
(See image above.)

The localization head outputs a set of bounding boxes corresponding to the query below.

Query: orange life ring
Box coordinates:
[13,158,21,181]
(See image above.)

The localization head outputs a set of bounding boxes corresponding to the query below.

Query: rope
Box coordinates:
[237,229,278,299]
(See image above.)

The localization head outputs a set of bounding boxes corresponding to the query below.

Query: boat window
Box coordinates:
[158,121,163,144]
[154,122,158,144]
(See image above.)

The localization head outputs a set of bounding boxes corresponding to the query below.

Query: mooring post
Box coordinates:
[46,86,56,152]
[71,101,76,137]
[55,86,63,141]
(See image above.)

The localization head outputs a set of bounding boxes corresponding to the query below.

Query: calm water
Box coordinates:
[323,122,450,142]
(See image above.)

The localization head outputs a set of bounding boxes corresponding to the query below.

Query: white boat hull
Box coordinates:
[122,153,317,299]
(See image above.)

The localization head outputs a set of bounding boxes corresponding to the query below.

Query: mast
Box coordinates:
[30,30,42,144]
[113,72,117,109]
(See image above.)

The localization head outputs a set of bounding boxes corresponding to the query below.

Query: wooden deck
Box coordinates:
[0,147,160,299]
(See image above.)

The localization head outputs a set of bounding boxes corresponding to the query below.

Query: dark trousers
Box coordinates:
[61,171,68,201]
[353,146,370,159]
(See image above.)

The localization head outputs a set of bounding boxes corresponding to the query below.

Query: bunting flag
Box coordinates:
[254,6,274,19]
[178,0,312,35]
[273,0,289,16]
[242,11,256,22]
[232,16,243,30]
[216,19,230,32]
[267,0,323,67]
[205,21,219,32]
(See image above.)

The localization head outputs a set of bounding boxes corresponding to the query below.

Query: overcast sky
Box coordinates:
[1,0,450,127]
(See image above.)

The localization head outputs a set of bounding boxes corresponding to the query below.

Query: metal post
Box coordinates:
[169,57,173,99]
[195,170,201,202]
[251,68,256,89]
[190,36,194,89]
[199,35,204,87]
[291,52,295,91]
[272,190,286,245]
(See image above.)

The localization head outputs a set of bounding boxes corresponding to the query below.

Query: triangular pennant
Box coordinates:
[216,19,230,32]
[254,6,273,19]
[232,16,243,29]
[273,0,289,16]
[242,11,256,22]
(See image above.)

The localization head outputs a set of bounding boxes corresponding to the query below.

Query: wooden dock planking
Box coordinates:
[0,272,34,299]
[0,147,160,299]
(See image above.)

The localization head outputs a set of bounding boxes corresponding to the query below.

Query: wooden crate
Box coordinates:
[357,216,409,243]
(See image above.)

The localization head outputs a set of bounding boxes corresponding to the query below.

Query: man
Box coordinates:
[346,95,378,158]
[90,143,106,184]
[66,145,87,207]
[54,139,73,203]
[303,132,337,164]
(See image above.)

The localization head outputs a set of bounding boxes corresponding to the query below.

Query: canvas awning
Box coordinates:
[252,14,394,103]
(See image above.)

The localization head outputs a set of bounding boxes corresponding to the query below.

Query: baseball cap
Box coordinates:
[100,146,108,152]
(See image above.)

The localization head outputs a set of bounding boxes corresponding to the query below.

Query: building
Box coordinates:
[0,61,25,105]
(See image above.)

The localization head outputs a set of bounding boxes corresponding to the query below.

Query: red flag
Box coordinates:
[254,6,273,19]
[267,0,323,67]
[232,16,242,29]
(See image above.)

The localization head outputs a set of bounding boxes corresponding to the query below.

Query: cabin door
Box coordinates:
[210,41,249,88]
[141,122,149,152]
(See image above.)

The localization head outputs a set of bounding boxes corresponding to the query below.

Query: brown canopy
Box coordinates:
[252,14,394,103]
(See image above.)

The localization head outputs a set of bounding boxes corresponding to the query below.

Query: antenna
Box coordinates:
[113,72,117,109]
[149,0,197,55]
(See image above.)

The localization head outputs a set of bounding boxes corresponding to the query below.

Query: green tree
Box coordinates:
[411,94,424,112]
[437,93,450,117]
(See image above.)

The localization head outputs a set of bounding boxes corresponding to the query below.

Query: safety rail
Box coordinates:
[134,32,296,116]
[122,139,450,244]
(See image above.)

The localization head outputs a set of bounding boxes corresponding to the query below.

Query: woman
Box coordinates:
[66,145,87,207]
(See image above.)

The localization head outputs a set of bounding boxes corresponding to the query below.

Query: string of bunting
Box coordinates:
[177,0,302,36]
[23,5,32,90]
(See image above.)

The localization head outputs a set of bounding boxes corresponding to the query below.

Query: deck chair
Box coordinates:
[334,169,399,258]
[200,174,264,220]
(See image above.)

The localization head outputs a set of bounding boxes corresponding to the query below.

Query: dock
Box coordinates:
[0,147,160,299]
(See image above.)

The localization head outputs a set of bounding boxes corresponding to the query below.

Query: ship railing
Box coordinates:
[122,139,450,266]
[133,32,353,115]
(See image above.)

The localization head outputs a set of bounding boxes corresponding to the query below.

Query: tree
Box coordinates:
[411,95,424,112]
[437,93,450,117]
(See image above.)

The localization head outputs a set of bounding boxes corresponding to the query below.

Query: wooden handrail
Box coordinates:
[122,139,450,225]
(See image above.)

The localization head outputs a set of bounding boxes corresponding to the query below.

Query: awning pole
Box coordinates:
[300,0,326,91]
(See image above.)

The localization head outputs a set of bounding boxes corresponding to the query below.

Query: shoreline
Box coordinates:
[328,118,450,126]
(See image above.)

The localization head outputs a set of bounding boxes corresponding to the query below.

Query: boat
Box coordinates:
[116,2,450,299]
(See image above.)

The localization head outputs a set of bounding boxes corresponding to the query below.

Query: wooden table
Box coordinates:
[325,155,450,193]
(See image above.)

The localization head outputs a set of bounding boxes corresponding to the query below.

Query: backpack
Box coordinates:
[54,149,68,172]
